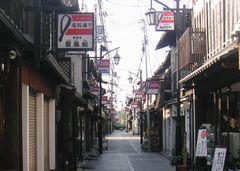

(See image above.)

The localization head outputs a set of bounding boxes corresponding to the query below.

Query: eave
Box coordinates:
[155,31,176,50]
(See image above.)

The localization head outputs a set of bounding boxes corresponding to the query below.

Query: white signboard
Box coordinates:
[155,11,175,31]
[211,147,227,171]
[57,13,94,50]
[195,129,207,157]
[97,59,110,74]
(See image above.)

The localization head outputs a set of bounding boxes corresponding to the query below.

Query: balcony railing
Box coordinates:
[57,57,74,83]
[179,27,206,79]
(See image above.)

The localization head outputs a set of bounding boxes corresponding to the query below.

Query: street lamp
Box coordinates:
[145,0,156,26]
[98,45,121,154]
[145,0,182,157]
[113,49,120,65]
[127,70,143,144]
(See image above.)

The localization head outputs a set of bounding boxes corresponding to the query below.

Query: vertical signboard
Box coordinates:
[211,147,227,171]
[155,11,175,31]
[195,129,207,157]
[57,13,94,50]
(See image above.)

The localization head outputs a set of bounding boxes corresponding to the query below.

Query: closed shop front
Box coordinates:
[29,92,37,171]
[44,98,49,171]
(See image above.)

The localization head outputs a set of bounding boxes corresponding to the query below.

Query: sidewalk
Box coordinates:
[78,130,175,171]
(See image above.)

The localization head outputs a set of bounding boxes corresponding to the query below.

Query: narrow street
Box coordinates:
[81,130,175,171]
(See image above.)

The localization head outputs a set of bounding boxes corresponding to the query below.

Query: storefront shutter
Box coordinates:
[44,98,49,171]
[29,92,37,171]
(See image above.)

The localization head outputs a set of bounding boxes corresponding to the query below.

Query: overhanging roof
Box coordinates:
[155,31,176,50]
[179,40,239,83]
[0,9,28,46]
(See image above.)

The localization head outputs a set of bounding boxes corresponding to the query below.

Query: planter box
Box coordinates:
[177,165,188,171]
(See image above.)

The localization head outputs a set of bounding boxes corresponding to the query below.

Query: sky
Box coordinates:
[80,0,191,111]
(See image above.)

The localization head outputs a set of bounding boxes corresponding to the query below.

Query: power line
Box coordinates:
[105,0,150,8]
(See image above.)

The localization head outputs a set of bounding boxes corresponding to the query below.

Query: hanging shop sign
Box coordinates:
[211,147,227,171]
[146,80,159,94]
[131,101,139,109]
[101,96,109,105]
[97,59,110,74]
[57,13,94,50]
[195,129,207,157]
[155,11,175,31]
[90,85,100,96]
[135,90,143,99]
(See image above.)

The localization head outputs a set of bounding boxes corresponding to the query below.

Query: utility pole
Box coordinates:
[175,0,182,156]
[140,70,143,144]
[142,20,151,152]
[98,46,103,154]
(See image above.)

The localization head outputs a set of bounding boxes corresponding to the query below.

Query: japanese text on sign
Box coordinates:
[211,147,227,171]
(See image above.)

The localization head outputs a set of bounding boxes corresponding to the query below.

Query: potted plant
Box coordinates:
[169,152,188,171]
[170,133,189,171]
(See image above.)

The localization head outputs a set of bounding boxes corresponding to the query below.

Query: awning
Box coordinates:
[155,31,176,50]
[179,40,239,84]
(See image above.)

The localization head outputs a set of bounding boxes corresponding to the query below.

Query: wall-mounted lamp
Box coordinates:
[8,50,17,60]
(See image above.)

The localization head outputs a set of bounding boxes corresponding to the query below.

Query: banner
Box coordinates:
[57,13,94,50]
[195,129,207,157]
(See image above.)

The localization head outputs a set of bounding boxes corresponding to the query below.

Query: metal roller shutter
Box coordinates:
[44,98,49,171]
[29,92,36,171]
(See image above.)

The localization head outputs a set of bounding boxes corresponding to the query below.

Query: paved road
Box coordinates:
[81,130,175,171]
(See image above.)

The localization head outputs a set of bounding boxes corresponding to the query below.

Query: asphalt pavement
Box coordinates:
[79,130,175,171]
